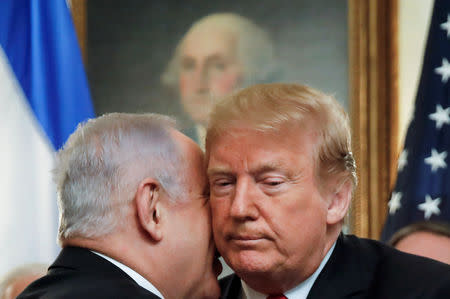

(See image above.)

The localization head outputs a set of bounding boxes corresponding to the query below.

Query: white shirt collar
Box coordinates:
[91,250,164,299]
[241,241,336,299]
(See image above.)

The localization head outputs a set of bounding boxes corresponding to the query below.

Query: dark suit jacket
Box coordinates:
[17,247,161,299]
[220,234,450,299]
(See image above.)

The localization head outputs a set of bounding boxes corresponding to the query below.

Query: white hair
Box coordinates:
[53,113,187,243]
[161,13,278,88]
[0,263,47,299]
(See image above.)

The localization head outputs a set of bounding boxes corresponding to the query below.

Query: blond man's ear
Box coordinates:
[326,179,352,225]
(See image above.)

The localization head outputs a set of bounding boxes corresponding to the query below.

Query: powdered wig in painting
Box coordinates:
[161,13,277,89]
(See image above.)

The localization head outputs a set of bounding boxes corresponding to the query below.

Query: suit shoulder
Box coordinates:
[18,271,159,299]
[343,234,450,271]
[352,235,447,266]
[343,234,450,298]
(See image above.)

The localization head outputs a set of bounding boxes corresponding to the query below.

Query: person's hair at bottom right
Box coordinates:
[388,221,450,264]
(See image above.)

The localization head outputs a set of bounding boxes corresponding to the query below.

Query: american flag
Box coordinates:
[381,0,450,241]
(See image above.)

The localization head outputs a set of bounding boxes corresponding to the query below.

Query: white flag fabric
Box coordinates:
[0,0,95,275]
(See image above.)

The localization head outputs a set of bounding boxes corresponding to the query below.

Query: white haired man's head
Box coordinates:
[53,113,188,244]
[52,113,222,299]
[162,13,277,125]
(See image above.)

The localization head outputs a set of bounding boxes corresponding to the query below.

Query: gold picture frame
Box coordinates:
[349,0,398,238]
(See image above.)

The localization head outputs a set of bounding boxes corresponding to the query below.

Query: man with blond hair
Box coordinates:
[18,113,221,299]
[205,83,450,299]
[162,13,277,143]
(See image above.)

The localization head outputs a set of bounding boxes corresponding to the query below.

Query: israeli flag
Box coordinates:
[0,0,95,275]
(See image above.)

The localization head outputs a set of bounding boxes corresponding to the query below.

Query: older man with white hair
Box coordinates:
[18,113,221,299]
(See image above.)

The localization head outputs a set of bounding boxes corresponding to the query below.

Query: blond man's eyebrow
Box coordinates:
[208,161,289,177]
[207,166,233,177]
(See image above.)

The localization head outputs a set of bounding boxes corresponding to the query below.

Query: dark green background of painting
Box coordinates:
[87,0,348,121]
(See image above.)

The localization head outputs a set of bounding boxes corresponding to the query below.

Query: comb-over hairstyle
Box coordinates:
[53,113,187,243]
[206,83,357,190]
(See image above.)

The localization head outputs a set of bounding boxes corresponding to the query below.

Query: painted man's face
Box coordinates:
[179,27,243,125]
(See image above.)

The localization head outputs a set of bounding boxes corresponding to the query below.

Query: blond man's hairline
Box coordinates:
[205,83,357,192]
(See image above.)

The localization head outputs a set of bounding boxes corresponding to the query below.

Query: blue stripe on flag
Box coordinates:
[0,0,95,149]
